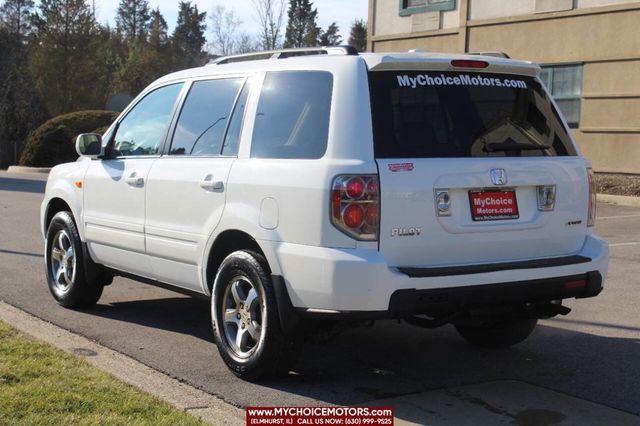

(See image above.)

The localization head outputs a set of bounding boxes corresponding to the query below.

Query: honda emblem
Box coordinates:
[490,168,507,185]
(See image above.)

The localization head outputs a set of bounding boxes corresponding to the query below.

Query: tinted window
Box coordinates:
[251,71,332,159]
[113,83,183,157]
[222,80,251,156]
[369,71,577,158]
[170,78,243,156]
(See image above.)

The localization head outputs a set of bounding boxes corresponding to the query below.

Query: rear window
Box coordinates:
[369,71,577,158]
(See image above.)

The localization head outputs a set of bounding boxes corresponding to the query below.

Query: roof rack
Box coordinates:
[210,45,359,65]
[468,51,511,59]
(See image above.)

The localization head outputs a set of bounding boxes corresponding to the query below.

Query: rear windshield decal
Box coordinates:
[396,73,527,89]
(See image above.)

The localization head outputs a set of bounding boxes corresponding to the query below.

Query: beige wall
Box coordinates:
[466,8,640,63]
[372,33,460,52]
[372,0,460,37]
[369,1,640,173]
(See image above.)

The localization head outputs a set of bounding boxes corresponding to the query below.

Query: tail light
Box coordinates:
[331,175,379,240]
[587,168,596,227]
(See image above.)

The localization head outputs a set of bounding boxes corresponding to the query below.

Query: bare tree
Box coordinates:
[252,0,285,50]
[209,4,241,56]
[236,32,257,54]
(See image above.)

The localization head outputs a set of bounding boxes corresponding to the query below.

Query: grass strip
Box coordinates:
[0,320,205,425]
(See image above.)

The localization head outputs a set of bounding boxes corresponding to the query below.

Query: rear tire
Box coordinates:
[211,250,301,381]
[45,211,104,308]
[455,317,537,349]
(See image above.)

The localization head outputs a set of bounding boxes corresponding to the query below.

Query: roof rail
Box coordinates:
[468,51,511,59]
[210,45,359,65]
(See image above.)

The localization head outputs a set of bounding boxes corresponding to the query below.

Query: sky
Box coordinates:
[93,0,368,45]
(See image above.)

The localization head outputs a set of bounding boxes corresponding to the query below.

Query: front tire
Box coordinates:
[211,250,301,380]
[45,211,104,308]
[455,317,537,349]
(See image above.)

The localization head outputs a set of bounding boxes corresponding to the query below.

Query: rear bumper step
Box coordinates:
[397,255,591,278]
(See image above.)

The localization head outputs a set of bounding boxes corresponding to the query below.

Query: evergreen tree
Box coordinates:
[28,0,99,115]
[171,1,207,69]
[149,6,167,49]
[0,26,47,167]
[283,0,319,48]
[348,19,367,52]
[319,22,340,46]
[115,0,150,42]
[0,0,34,37]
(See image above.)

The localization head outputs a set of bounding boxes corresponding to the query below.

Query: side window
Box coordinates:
[251,71,333,159]
[222,80,251,157]
[170,78,243,156]
[112,83,183,157]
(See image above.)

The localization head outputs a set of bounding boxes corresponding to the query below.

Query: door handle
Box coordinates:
[200,174,223,191]
[125,172,144,187]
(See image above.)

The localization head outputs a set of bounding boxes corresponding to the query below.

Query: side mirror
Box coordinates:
[75,133,104,158]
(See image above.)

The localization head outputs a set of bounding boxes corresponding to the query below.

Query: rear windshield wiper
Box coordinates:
[483,141,551,152]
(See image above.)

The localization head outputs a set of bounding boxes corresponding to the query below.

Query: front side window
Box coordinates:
[170,78,244,156]
[251,71,333,159]
[539,64,583,128]
[112,83,183,157]
[399,0,456,16]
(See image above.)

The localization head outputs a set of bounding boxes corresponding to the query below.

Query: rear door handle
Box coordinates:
[199,174,223,191]
[125,172,144,187]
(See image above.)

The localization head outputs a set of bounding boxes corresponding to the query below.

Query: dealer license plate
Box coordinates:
[469,189,519,221]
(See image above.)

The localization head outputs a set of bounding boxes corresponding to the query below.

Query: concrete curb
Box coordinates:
[7,166,51,174]
[597,193,640,208]
[0,301,244,426]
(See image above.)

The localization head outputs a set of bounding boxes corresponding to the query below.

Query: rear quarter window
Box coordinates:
[368,71,578,158]
[251,71,333,159]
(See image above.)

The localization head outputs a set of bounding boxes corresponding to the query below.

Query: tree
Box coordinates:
[284,0,319,48]
[149,7,168,50]
[28,0,100,115]
[319,22,340,46]
[236,32,257,54]
[209,4,241,56]
[0,26,47,167]
[115,0,150,42]
[252,0,284,50]
[171,1,207,69]
[348,19,367,52]
[0,0,34,37]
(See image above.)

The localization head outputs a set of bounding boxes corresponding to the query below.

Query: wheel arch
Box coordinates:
[204,229,274,294]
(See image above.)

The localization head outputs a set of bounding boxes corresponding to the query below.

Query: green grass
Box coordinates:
[0,321,205,425]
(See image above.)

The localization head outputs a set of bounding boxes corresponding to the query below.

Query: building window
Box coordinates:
[539,64,583,129]
[399,0,456,16]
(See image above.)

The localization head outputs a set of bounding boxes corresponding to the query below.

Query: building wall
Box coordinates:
[369,0,640,173]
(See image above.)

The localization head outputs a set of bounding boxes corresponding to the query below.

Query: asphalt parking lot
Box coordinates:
[0,170,638,424]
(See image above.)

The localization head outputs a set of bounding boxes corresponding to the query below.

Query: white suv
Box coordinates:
[41,47,608,380]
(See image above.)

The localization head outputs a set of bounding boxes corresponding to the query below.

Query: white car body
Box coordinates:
[41,49,608,318]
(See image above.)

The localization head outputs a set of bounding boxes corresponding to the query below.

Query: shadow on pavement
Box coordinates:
[83,297,214,343]
[75,294,640,417]
[0,177,46,194]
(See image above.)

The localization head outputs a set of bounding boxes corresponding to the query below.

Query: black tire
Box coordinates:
[45,211,104,308]
[211,250,301,380]
[455,317,538,349]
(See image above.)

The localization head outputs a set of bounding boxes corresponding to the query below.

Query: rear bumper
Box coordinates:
[386,271,602,319]
[263,234,608,314]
